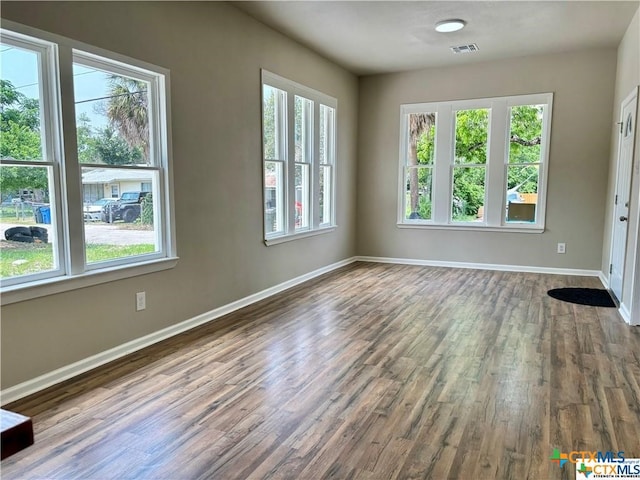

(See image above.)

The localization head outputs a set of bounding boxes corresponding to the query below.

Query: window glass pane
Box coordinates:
[455,108,489,165]
[73,63,150,166]
[0,43,44,161]
[506,165,539,223]
[295,163,309,229]
[319,104,334,165]
[508,105,544,164]
[82,167,160,264]
[0,165,58,279]
[408,113,436,165]
[405,167,432,220]
[319,165,331,225]
[263,85,285,161]
[294,95,313,163]
[452,166,485,222]
[264,161,284,235]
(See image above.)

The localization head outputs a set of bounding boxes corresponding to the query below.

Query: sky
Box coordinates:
[1,43,112,130]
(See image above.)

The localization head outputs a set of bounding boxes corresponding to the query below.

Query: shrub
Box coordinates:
[140,193,153,225]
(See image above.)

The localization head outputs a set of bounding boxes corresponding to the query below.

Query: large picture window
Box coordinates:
[399,93,553,231]
[0,22,176,301]
[262,70,336,244]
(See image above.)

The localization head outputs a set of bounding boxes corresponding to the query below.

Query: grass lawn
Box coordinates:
[1,242,155,278]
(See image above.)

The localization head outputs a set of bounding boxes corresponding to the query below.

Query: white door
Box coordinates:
[610,88,638,302]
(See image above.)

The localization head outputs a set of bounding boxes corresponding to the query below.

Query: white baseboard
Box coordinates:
[0,257,358,406]
[595,273,636,325]
[619,303,632,324]
[356,255,602,277]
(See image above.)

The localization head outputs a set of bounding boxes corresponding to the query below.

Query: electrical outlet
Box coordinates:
[136,291,146,311]
[557,243,566,254]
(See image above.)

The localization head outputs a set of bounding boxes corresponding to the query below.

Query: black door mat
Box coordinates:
[547,288,616,307]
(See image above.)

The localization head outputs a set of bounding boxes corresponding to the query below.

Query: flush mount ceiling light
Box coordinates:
[435,19,466,33]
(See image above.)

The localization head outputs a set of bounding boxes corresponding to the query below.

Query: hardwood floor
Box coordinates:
[2,262,639,479]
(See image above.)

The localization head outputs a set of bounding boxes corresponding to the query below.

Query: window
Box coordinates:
[399,93,553,231]
[453,108,489,222]
[1,22,176,300]
[0,31,62,282]
[73,52,164,266]
[262,70,336,244]
[404,112,435,221]
[505,104,546,223]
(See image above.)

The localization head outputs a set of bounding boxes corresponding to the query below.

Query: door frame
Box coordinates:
[608,86,639,324]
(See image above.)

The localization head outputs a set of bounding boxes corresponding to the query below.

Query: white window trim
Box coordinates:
[261,70,337,244]
[397,93,553,232]
[264,226,337,246]
[0,20,177,304]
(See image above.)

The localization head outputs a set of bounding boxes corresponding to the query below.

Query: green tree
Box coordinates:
[450,106,543,217]
[0,165,49,195]
[93,127,143,165]
[0,80,48,194]
[451,109,489,218]
[140,192,153,225]
[453,166,485,217]
[77,113,143,165]
[407,113,435,218]
[106,76,149,162]
[454,109,489,165]
[507,105,543,194]
[1,80,40,132]
[1,121,41,160]
[0,80,42,160]
[263,86,276,160]
[76,113,98,164]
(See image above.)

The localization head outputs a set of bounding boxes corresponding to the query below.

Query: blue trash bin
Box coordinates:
[40,206,51,224]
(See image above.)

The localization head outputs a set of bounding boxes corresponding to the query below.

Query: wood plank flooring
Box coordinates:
[2,262,639,479]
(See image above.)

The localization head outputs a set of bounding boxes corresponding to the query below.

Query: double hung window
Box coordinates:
[262,71,336,244]
[0,22,175,301]
[399,93,552,231]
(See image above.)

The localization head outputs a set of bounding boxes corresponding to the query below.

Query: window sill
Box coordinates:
[1,256,179,306]
[397,223,544,234]
[265,226,336,246]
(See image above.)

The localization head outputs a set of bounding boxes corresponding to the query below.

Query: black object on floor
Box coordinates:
[547,288,616,307]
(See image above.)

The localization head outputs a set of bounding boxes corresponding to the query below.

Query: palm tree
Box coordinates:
[408,113,435,216]
[106,76,149,162]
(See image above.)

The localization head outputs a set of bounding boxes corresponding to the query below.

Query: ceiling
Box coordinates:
[234,1,639,76]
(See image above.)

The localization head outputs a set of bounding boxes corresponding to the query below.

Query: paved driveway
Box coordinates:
[1,223,155,246]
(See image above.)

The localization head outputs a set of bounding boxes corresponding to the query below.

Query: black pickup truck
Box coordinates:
[102,191,150,223]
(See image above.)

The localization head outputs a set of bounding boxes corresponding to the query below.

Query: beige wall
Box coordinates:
[357,49,617,268]
[0,2,358,389]
[602,6,640,316]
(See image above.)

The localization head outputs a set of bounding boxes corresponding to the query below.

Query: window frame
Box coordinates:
[398,93,553,232]
[0,30,66,286]
[0,20,177,306]
[318,104,335,227]
[261,70,337,245]
[72,50,168,271]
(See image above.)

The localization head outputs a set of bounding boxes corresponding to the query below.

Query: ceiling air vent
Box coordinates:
[450,43,479,54]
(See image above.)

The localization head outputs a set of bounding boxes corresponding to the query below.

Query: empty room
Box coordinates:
[1,1,639,479]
